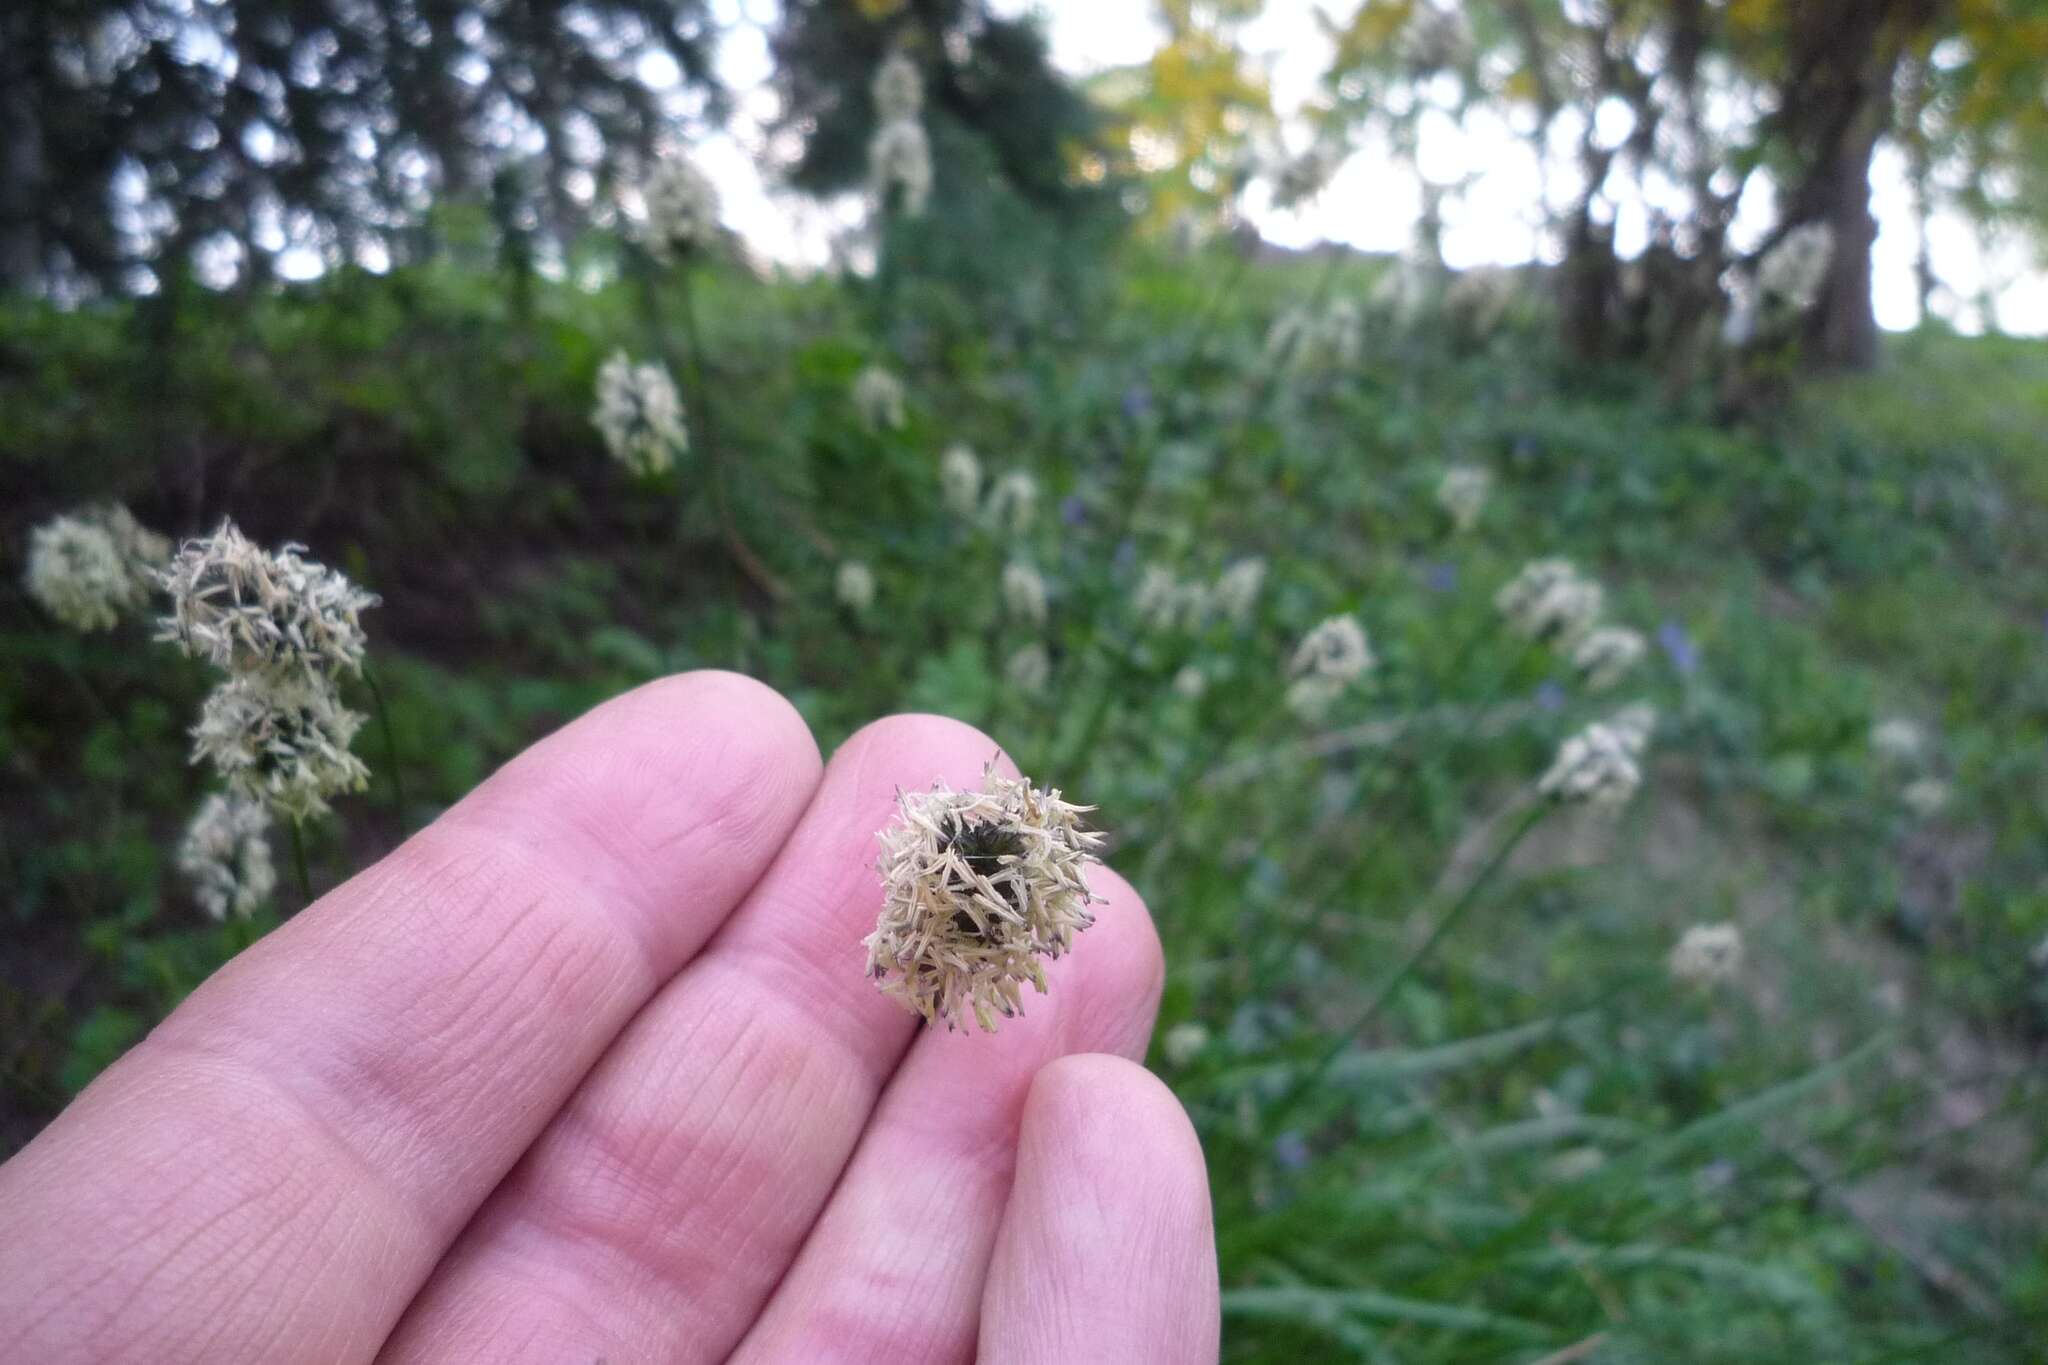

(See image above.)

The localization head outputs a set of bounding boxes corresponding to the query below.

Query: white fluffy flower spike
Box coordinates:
[1002,559,1049,625]
[869,118,933,217]
[1287,614,1374,719]
[158,520,378,679]
[872,51,924,121]
[1572,626,1647,691]
[641,155,721,260]
[984,470,1038,535]
[853,365,908,432]
[940,443,982,517]
[1436,465,1492,532]
[1539,720,1642,807]
[177,792,276,919]
[191,673,371,822]
[1496,558,1604,647]
[592,351,689,477]
[25,514,139,631]
[865,763,1105,1033]
[1669,923,1744,986]
[836,561,877,611]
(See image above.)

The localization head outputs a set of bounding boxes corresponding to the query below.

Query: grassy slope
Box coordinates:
[1,250,2045,1359]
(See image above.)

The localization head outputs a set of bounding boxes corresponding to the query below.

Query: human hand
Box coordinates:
[0,674,1218,1363]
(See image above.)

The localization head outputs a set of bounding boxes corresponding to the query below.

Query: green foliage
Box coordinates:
[3,242,2047,1359]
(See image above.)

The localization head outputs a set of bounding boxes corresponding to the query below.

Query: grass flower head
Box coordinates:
[869,118,932,217]
[192,673,371,822]
[158,520,378,679]
[836,560,876,612]
[176,792,276,920]
[592,351,689,477]
[853,364,907,432]
[1669,922,1744,986]
[864,762,1104,1032]
[1436,465,1492,532]
[642,154,720,260]
[940,443,982,517]
[1572,626,1647,691]
[1539,720,1642,807]
[26,512,143,631]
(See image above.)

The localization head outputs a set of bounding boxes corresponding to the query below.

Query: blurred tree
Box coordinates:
[0,0,720,298]
[1090,0,1276,234]
[1320,0,2048,373]
[769,0,1110,213]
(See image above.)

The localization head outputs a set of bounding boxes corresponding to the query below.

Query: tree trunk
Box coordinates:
[1804,116,1883,370]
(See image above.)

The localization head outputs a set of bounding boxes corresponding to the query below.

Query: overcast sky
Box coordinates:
[690,0,2045,335]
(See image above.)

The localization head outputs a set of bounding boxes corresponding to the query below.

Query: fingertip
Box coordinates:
[832,710,1015,783]
[1023,1054,1207,1215]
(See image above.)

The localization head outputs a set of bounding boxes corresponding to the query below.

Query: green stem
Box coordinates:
[363,663,407,830]
[288,819,313,907]
[1272,799,1551,1124]
[673,260,785,604]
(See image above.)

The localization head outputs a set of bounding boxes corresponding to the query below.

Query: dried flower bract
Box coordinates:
[864,763,1105,1033]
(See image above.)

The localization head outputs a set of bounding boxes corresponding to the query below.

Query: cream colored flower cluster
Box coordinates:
[23,504,170,632]
[1287,614,1375,720]
[1435,465,1492,533]
[159,520,375,823]
[175,792,276,920]
[1539,705,1653,808]
[868,53,932,217]
[1669,922,1744,986]
[853,364,908,432]
[1496,558,1647,694]
[1134,556,1266,633]
[158,520,376,677]
[642,154,721,261]
[593,351,689,477]
[865,763,1104,1032]
[1496,558,1603,647]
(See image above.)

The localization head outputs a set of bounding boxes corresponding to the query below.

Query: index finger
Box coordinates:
[0,670,821,1365]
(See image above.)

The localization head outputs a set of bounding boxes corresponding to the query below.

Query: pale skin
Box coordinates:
[0,673,1221,1363]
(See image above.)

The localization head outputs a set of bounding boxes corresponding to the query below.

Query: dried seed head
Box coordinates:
[176,792,276,919]
[1571,626,1646,691]
[1436,465,1492,532]
[1669,922,1743,986]
[642,155,721,260]
[865,763,1104,1032]
[158,520,378,679]
[191,673,371,822]
[1539,720,1641,807]
[853,364,908,432]
[592,351,688,477]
